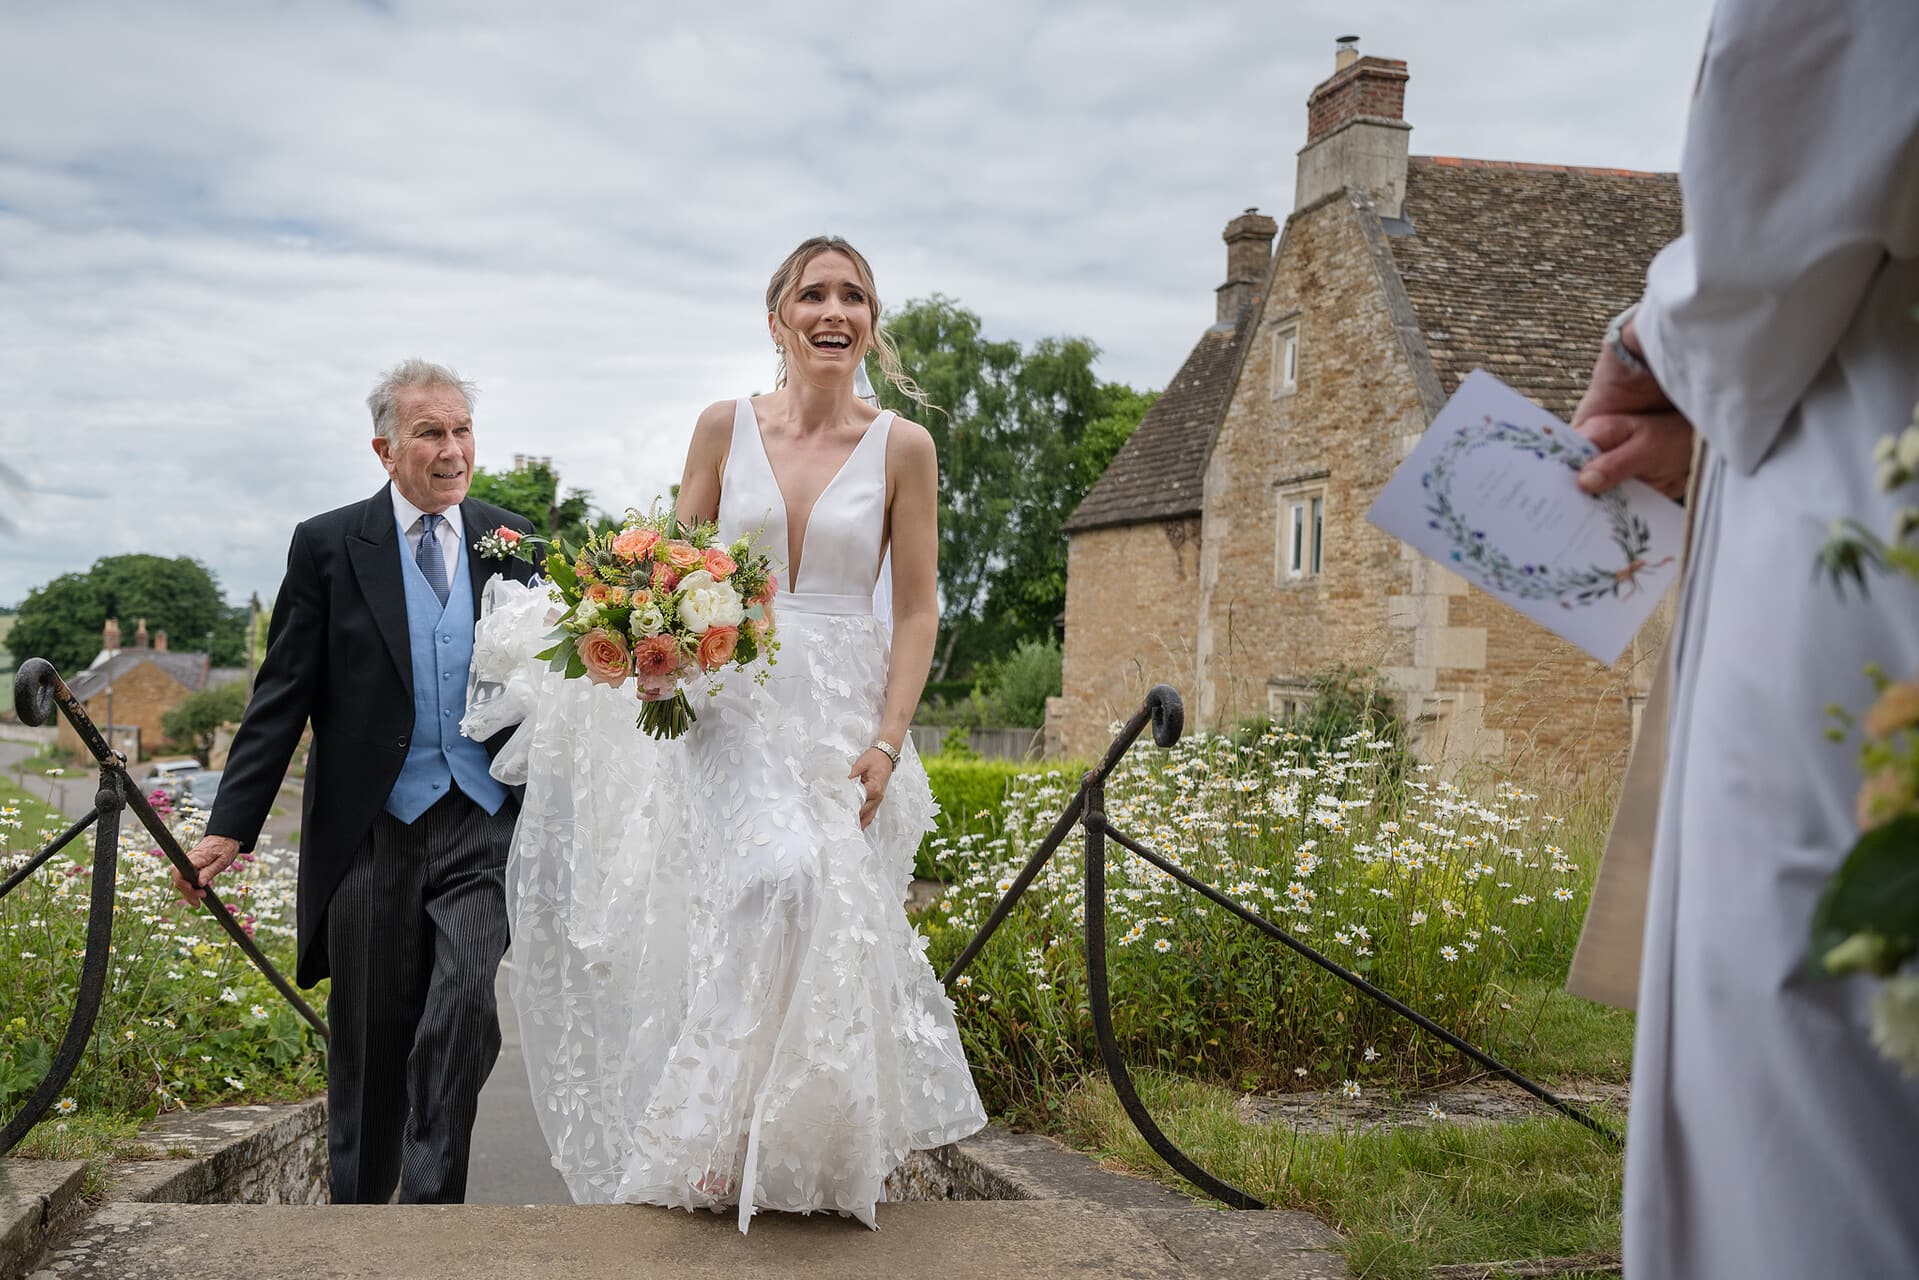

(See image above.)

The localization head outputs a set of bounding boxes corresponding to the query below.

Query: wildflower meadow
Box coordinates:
[919,724,1614,1117]
[0,776,326,1128]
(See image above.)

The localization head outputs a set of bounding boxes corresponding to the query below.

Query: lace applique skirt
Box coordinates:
[502,604,985,1231]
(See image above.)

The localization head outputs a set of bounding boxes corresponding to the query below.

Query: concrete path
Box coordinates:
[466,959,571,1206]
[40,1199,1347,1279]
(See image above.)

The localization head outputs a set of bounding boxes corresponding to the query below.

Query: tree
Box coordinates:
[467,461,601,545]
[161,681,250,763]
[874,297,1158,676]
[10,555,247,676]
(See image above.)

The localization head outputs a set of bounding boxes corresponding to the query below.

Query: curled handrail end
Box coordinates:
[1145,685,1184,749]
[13,659,60,728]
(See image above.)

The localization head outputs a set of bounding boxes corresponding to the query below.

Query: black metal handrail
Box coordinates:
[942,684,1621,1210]
[1,658,327,1155]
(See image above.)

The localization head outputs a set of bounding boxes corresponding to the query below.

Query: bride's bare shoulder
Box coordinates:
[884,414,936,463]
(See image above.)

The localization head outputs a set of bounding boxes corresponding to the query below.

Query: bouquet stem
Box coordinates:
[637,689,696,739]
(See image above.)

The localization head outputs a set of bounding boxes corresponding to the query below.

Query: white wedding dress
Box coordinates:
[471,397,985,1232]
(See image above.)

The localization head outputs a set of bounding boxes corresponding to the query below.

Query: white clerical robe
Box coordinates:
[1569,3,1919,1276]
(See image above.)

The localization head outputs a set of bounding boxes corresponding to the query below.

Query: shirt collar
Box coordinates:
[390,485,464,539]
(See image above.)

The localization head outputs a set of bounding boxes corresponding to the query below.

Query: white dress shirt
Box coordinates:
[390,486,464,571]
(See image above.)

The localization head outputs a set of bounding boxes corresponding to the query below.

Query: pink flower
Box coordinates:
[701,547,738,579]
[662,540,703,571]
[574,628,631,687]
[610,527,658,563]
[750,572,778,606]
[651,562,681,593]
[633,634,681,685]
[584,581,613,606]
[697,625,740,671]
[495,525,523,546]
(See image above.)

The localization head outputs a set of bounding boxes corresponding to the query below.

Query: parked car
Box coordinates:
[180,770,222,810]
[142,759,200,798]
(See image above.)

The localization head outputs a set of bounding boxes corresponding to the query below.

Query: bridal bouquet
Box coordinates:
[474,511,778,738]
[1809,327,1919,1074]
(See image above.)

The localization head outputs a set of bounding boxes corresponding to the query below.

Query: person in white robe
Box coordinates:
[1566,2,1919,1275]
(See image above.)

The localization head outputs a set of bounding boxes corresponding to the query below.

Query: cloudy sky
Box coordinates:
[0,0,1713,612]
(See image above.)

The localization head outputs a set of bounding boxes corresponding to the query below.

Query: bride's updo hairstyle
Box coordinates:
[767,235,929,408]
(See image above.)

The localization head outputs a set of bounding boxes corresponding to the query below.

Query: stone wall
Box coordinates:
[1053,517,1202,760]
[109,1100,329,1207]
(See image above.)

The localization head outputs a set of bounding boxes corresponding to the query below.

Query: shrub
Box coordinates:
[918,757,1033,880]
[918,730,1605,1119]
[160,681,250,764]
[975,637,1063,729]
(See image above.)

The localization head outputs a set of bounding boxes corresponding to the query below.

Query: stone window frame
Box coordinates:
[1274,471,1329,585]
[1270,322,1301,398]
[1267,677,1315,722]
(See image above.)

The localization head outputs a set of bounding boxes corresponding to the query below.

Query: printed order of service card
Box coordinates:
[1365,369,1686,666]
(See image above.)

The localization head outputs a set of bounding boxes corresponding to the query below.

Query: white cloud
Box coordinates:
[0,0,1710,614]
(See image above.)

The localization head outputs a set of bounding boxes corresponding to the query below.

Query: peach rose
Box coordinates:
[610,527,658,563]
[1864,679,1919,741]
[605,585,629,607]
[651,561,681,593]
[585,581,613,606]
[663,540,703,571]
[633,633,682,685]
[575,628,630,687]
[702,547,738,579]
[630,588,652,607]
[697,624,740,671]
[495,525,523,546]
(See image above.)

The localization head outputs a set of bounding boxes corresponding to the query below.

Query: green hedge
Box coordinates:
[917,758,1040,880]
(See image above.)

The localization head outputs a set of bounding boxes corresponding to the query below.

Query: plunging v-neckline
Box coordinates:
[743,398,890,593]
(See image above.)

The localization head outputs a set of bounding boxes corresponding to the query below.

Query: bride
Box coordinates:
[482,236,986,1232]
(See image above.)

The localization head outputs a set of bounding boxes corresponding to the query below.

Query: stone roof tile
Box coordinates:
[1387,157,1683,419]
[1065,313,1251,532]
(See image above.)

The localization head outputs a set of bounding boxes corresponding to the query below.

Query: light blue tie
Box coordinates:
[417,513,450,607]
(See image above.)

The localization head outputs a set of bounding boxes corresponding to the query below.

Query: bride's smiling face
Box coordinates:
[771,251,874,382]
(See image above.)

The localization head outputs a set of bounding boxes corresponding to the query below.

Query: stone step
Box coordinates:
[0,1161,85,1280]
[37,1200,1347,1280]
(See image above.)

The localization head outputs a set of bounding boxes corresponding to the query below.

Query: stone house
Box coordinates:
[1054,44,1683,774]
[59,617,246,760]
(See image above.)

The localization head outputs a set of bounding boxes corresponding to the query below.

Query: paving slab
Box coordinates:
[40,1199,1350,1279]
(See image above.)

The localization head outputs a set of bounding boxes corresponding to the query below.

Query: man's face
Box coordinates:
[373,385,474,513]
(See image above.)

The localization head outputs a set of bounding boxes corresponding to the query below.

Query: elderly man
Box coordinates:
[1567,2,1919,1275]
[178,360,537,1204]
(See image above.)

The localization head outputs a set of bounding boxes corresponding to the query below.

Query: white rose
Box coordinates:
[675,570,744,635]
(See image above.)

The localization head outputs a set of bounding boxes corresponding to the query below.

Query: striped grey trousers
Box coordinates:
[324,788,514,1204]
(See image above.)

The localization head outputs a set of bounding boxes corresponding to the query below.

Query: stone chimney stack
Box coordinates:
[1294,35,1411,218]
[154,630,169,652]
[102,617,121,653]
[134,618,149,649]
[1216,208,1279,323]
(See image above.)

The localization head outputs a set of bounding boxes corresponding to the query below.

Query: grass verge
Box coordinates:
[1052,1069,1624,1280]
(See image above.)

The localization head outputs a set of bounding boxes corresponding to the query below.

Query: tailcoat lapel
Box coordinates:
[345,483,414,699]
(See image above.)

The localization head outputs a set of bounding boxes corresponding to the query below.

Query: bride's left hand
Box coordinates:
[849,749,894,829]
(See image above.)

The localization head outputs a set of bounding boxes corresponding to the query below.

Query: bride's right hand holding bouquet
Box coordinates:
[476,509,779,738]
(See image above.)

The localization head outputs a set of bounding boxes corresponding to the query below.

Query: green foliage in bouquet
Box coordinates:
[474,509,778,739]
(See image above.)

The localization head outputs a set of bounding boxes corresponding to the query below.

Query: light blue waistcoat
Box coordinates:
[386,521,507,823]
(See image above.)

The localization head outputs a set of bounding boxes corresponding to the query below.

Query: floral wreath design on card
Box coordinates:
[1421,417,1673,608]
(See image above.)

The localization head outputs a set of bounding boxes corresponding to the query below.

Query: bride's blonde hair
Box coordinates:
[766,236,929,408]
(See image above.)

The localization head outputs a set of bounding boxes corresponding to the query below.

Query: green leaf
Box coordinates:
[547,552,578,596]
[1808,813,1919,976]
[564,649,586,680]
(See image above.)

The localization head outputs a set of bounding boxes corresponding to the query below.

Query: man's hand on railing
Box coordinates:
[174,835,241,905]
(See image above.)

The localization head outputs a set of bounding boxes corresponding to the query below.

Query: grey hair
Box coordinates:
[366,359,477,445]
